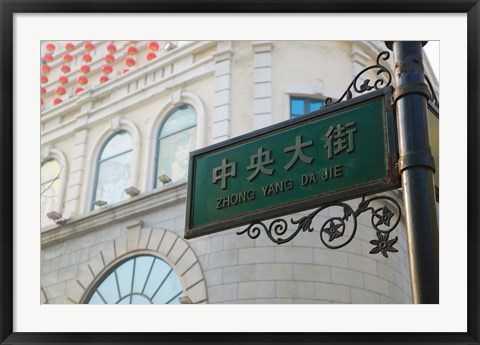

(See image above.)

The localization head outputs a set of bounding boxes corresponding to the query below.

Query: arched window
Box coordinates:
[41,158,62,227]
[154,105,196,188]
[92,130,132,210]
[86,255,184,304]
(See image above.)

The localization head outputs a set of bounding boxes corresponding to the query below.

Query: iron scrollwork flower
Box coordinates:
[237,195,402,258]
[369,232,399,258]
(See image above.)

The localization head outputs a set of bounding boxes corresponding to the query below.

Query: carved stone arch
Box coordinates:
[145,88,207,190]
[67,225,207,304]
[40,146,68,217]
[83,117,142,213]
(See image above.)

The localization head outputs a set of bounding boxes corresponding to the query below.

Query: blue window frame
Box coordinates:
[290,97,324,118]
[86,255,184,304]
[92,130,132,210]
[154,105,196,188]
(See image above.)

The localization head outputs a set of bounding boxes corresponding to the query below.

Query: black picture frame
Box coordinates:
[1,1,478,344]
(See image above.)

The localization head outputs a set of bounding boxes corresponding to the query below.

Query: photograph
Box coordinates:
[1,4,479,345]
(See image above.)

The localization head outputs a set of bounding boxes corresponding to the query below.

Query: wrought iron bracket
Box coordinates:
[324,51,392,107]
[236,195,402,258]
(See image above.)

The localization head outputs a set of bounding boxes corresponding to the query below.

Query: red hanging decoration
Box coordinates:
[122,69,129,74]
[43,54,54,63]
[40,75,48,84]
[148,41,159,51]
[63,53,73,63]
[61,65,71,74]
[84,42,95,51]
[77,76,88,85]
[53,98,63,105]
[65,42,75,52]
[58,76,69,84]
[107,43,117,53]
[82,54,92,63]
[55,86,66,95]
[104,54,115,64]
[99,75,109,83]
[41,87,47,95]
[146,52,157,61]
[41,64,51,74]
[74,87,84,94]
[102,65,113,74]
[80,65,90,74]
[45,43,56,52]
[124,57,136,67]
[127,46,138,55]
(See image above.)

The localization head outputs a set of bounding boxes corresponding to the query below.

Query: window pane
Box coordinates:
[86,255,183,305]
[88,292,106,304]
[159,106,196,138]
[309,100,323,112]
[41,159,61,183]
[157,127,196,183]
[94,151,132,207]
[41,159,61,227]
[290,98,305,116]
[96,273,120,304]
[116,258,134,298]
[133,256,155,292]
[143,259,172,298]
[100,131,132,161]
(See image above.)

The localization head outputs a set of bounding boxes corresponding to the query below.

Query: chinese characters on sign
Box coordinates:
[212,125,356,210]
[186,90,399,239]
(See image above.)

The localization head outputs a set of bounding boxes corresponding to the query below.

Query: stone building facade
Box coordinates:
[40,40,438,304]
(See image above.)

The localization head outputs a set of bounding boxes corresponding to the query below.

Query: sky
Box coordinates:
[424,41,439,81]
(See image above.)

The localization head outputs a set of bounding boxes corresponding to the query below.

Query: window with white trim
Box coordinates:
[92,130,132,209]
[290,96,324,118]
[41,158,62,227]
[154,105,196,187]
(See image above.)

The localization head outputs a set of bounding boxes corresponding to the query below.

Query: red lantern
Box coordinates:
[122,69,129,74]
[77,76,88,85]
[41,98,44,106]
[43,54,53,63]
[45,43,56,52]
[99,75,109,83]
[65,42,75,52]
[40,75,48,84]
[60,65,71,74]
[55,86,66,95]
[41,87,46,95]
[84,42,95,51]
[53,98,62,105]
[104,54,115,64]
[146,52,157,61]
[124,57,136,67]
[80,65,90,74]
[148,41,159,51]
[63,53,73,63]
[107,43,117,53]
[82,54,92,63]
[127,46,138,55]
[41,64,51,74]
[102,65,113,74]
[58,76,69,84]
[74,87,84,94]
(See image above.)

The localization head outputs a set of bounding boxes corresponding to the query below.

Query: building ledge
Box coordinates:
[41,182,187,248]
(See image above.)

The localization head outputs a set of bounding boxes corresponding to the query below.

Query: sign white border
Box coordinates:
[14,13,467,333]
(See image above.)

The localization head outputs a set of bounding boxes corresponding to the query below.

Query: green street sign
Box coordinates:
[185,87,400,239]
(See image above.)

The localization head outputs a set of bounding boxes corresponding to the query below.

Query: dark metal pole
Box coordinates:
[387,41,439,304]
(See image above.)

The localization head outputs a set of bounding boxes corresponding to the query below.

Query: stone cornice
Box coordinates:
[41,182,187,248]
